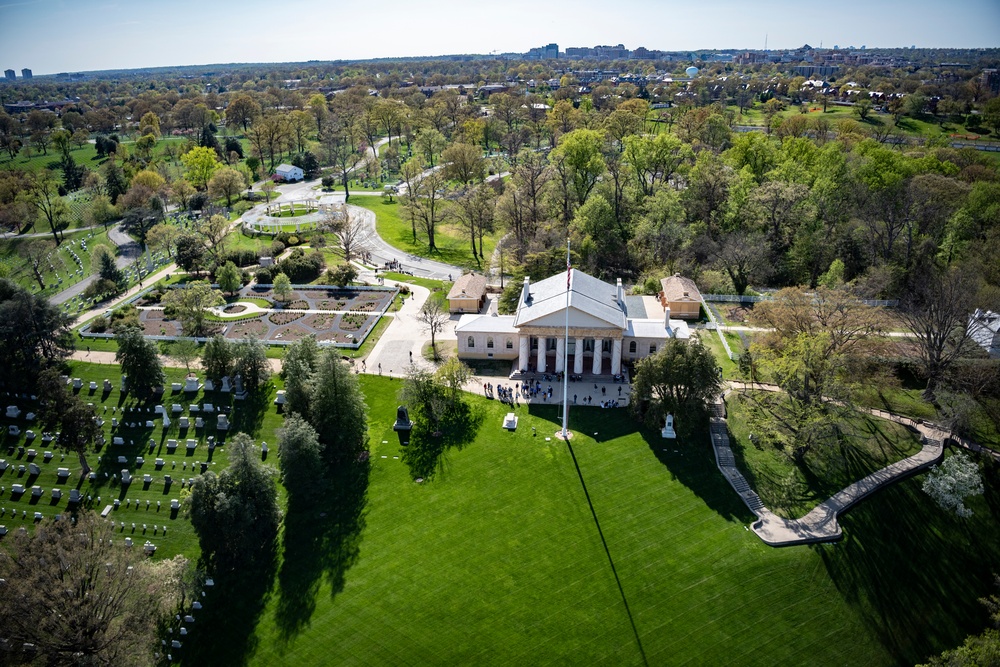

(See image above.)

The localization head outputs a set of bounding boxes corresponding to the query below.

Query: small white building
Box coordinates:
[274,164,304,182]
[455,268,689,376]
[968,309,1000,358]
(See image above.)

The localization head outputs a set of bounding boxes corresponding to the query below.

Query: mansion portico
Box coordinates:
[455,269,690,377]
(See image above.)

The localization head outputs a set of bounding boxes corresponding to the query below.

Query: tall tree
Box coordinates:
[550,128,606,208]
[308,348,369,463]
[0,278,73,381]
[115,327,165,396]
[161,280,224,335]
[189,433,280,571]
[417,296,449,361]
[631,339,722,433]
[180,145,220,190]
[0,513,184,667]
[208,166,246,207]
[278,413,325,500]
[22,171,70,245]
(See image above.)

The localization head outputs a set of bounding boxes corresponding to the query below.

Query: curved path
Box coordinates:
[50,222,144,306]
[350,204,463,281]
[709,382,950,546]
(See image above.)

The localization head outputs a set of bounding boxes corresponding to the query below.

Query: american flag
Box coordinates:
[567,259,571,290]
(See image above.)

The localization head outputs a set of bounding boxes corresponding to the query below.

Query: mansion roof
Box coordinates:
[514,270,627,330]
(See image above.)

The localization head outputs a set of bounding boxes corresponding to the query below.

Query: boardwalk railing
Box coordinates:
[701,298,736,361]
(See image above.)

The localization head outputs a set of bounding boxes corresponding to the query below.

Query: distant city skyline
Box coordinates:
[1,0,998,76]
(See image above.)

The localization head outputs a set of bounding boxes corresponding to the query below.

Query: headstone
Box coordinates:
[195,417,204,429]
[661,413,676,439]
[72,378,82,389]
[31,486,43,497]
[121,376,127,391]
[234,374,247,401]
[135,456,144,466]
[89,381,97,391]
[5,405,20,419]
[145,420,155,428]
[155,458,164,468]
[28,463,40,475]
[11,484,24,494]
[117,456,127,464]
[170,499,180,510]
[184,376,200,393]
[274,390,286,405]
[202,403,214,413]
[167,439,177,453]
[171,383,183,392]
[25,430,35,441]
[51,488,62,500]
[217,414,229,430]
[203,379,214,392]
[143,474,152,483]
[186,439,197,451]
[154,405,165,415]
[179,417,189,429]
[113,437,124,446]
[103,379,112,392]
[392,406,412,432]
[121,470,132,484]
[172,404,183,414]
[220,376,231,393]
[8,425,20,436]
[189,404,200,413]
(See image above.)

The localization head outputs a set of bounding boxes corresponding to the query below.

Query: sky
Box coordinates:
[2,0,999,75]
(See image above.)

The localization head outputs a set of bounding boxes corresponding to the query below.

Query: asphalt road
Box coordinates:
[50,223,143,306]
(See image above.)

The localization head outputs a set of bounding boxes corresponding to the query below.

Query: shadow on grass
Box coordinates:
[273,459,370,642]
[229,387,270,437]
[180,544,279,667]
[815,460,1000,665]
[401,401,484,480]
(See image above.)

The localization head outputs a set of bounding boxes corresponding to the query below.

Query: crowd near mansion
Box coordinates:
[455,270,694,376]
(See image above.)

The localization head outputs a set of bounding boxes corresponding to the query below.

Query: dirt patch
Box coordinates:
[726,305,753,324]
[273,324,310,341]
[224,304,247,314]
[140,319,182,336]
[317,300,348,310]
[339,313,374,332]
[287,300,309,310]
[269,311,304,325]
[304,313,336,329]
[316,331,353,343]
[227,318,268,338]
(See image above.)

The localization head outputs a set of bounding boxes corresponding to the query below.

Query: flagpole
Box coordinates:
[561,237,571,439]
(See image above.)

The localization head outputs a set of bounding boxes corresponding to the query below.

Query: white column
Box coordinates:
[592,338,603,375]
[537,337,547,373]
[519,337,530,372]
[611,339,622,376]
[555,337,565,373]
[574,337,585,374]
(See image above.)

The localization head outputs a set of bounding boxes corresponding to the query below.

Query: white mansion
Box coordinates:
[455,269,691,376]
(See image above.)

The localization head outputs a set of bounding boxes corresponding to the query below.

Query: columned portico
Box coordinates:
[574,337,585,374]
[592,339,603,374]
[519,337,530,372]
[555,338,565,373]
[611,339,622,375]
[536,338,547,373]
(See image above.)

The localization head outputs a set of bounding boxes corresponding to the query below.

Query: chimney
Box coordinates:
[616,278,624,306]
[522,276,531,304]
[664,306,672,335]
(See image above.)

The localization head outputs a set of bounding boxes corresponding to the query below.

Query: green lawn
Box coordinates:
[1,227,112,298]
[353,195,497,271]
[4,366,1000,666]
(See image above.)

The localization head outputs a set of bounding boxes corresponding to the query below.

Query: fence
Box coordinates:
[703,294,899,307]
[701,298,736,361]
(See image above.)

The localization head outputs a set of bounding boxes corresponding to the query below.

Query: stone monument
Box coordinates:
[661,413,676,439]
[392,406,412,432]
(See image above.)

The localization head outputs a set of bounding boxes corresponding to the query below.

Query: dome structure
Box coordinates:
[685,66,699,77]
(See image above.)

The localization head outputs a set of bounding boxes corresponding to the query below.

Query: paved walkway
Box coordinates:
[710,382,950,546]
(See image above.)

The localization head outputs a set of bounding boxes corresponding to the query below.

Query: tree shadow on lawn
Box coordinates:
[639,411,756,525]
[525,403,755,524]
[273,460,370,643]
[401,401,484,480]
[815,460,1000,665]
[229,388,270,437]
[180,545,279,667]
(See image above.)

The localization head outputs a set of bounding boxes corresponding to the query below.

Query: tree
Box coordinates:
[750,286,884,403]
[180,145,221,190]
[713,232,772,296]
[631,339,721,433]
[226,94,262,133]
[399,366,450,426]
[281,335,321,417]
[417,296,450,361]
[853,97,874,121]
[278,413,325,500]
[169,338,200,373]
[260,180,278,203]
[115,327,165,396]
[35,367,100,457]
[18,239,54,290]
[898,269,977,401]
[138,111,161,138]
[0,278,73,381]
[170,179,196,211]
[320,206,368,264]
[175,233,206,274]
[22,171,70,245]
[435,356,473,404]
[216,260,242,295]
[194,213,230,265]
[233,336,271,393]
[922,452,984,518]
[405,169,448,252]
[319,124,357,201]
[208,166,246,207]
[272,272,292,302]
[146,221,182,259]
[189,432,280,571]
[93,244,127,293]
[307,348,369,463]
[161,280,224,336]
[551,128,606,208]
[0,513,184,667]
[451,183,495,264]
[202,335,234,383]
[442,142,486,183]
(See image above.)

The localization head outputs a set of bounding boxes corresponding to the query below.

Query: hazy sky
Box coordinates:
[2,0,999,75]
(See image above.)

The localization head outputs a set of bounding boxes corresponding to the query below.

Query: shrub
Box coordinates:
[255,268,273,284]
[269,240,286,257]
[89,315,108,333]
[215,248,259,268]
[321,175,336,190]
[277,250,324,283]
[189,192,209,210]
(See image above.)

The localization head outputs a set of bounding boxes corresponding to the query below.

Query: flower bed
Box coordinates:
[304,314,336,329]
[339,313,370,331]
[268,311,304,325]
[226,318,268,338]
[287,300,309,310]
[224,304,248,314]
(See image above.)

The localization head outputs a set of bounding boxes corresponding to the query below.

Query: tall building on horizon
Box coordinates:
[21,68,32,79]
[3,69,15,81]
